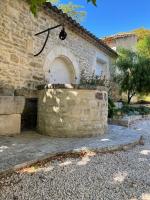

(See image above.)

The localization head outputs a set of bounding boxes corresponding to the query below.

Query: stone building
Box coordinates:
[103,33,138,101]
[103,33,138,51]
[0,0,117,137]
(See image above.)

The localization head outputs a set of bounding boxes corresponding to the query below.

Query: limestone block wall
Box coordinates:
[0,0,112,94]
[0,96,25,135]
[106,35,138,52]
[115,35,137,51]
[38,88,108,137]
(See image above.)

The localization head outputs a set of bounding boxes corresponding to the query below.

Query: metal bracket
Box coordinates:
[34,24,62,57]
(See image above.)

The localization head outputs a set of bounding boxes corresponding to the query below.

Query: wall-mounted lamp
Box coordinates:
[34,24,67,57]
[59,27,67,40]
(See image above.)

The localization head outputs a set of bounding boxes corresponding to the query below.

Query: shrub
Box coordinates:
[80,69,110,88]
[108,97,116,118]
[117,105,150,116]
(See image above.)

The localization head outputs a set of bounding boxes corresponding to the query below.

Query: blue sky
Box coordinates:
[61,0,150,38]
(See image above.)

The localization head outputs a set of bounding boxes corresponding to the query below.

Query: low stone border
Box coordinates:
[109,114,150,127]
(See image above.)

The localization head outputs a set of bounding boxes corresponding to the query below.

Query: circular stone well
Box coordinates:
[37,86,108,137]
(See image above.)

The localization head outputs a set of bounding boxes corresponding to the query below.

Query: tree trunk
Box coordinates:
[127,92,135,104]
[127,96,132,104]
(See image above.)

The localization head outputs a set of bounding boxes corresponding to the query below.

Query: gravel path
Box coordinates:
[0,120,150,200]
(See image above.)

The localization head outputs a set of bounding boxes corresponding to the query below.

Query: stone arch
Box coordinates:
[44,46,80,84]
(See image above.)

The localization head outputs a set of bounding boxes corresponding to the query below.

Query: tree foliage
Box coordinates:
[59,2,86,22]
[28,0,96,21]
[137,35,150,58]
[115,48,150,104]
[87,0,97,6]
[133,28,150,40]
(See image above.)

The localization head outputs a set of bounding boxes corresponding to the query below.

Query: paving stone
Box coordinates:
[0,125,141,173]
[0,120,150,200]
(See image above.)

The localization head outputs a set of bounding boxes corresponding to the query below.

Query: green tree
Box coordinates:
[137,35,150,58]
[115,48,150,104]
[133,28,150,40]
[59,2,86,22]
[28,0,96,21]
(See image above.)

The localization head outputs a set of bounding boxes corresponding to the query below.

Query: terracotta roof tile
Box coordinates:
[103,33,136,42]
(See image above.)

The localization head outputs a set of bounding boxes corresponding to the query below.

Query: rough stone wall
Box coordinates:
[108,35,138,51]
[0,0,112,95]
[115,36,137,51]
[0,96,25,135]
[38,89,108,137]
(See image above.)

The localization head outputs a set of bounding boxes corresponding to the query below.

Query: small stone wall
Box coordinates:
[38,88,108,137]
[0,96,25,135]
[108,114,150,127]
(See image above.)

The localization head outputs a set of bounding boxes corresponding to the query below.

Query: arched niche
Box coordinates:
[44,46,80,84]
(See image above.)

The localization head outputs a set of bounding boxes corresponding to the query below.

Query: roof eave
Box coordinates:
[43,2,118,58]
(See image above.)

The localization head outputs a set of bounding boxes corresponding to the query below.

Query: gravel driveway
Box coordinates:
[0,120,150,200]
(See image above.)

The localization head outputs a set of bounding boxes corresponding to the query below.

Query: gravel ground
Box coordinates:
[0,120,150,200]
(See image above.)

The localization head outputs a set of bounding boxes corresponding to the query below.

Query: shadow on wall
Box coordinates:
[37,85,108,137]
[42,84,78,114]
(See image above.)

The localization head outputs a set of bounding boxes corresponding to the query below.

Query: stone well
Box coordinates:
[37,86,108,137]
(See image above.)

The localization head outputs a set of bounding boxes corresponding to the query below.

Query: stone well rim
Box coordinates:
[37,84,108,91]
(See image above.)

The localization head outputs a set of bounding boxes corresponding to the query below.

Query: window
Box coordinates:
[95,60,104,76]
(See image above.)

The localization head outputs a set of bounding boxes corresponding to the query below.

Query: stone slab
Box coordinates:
[0,88,14,96]
[0,114,21,136]
[0,125,142,175]
[0,96,25,115]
